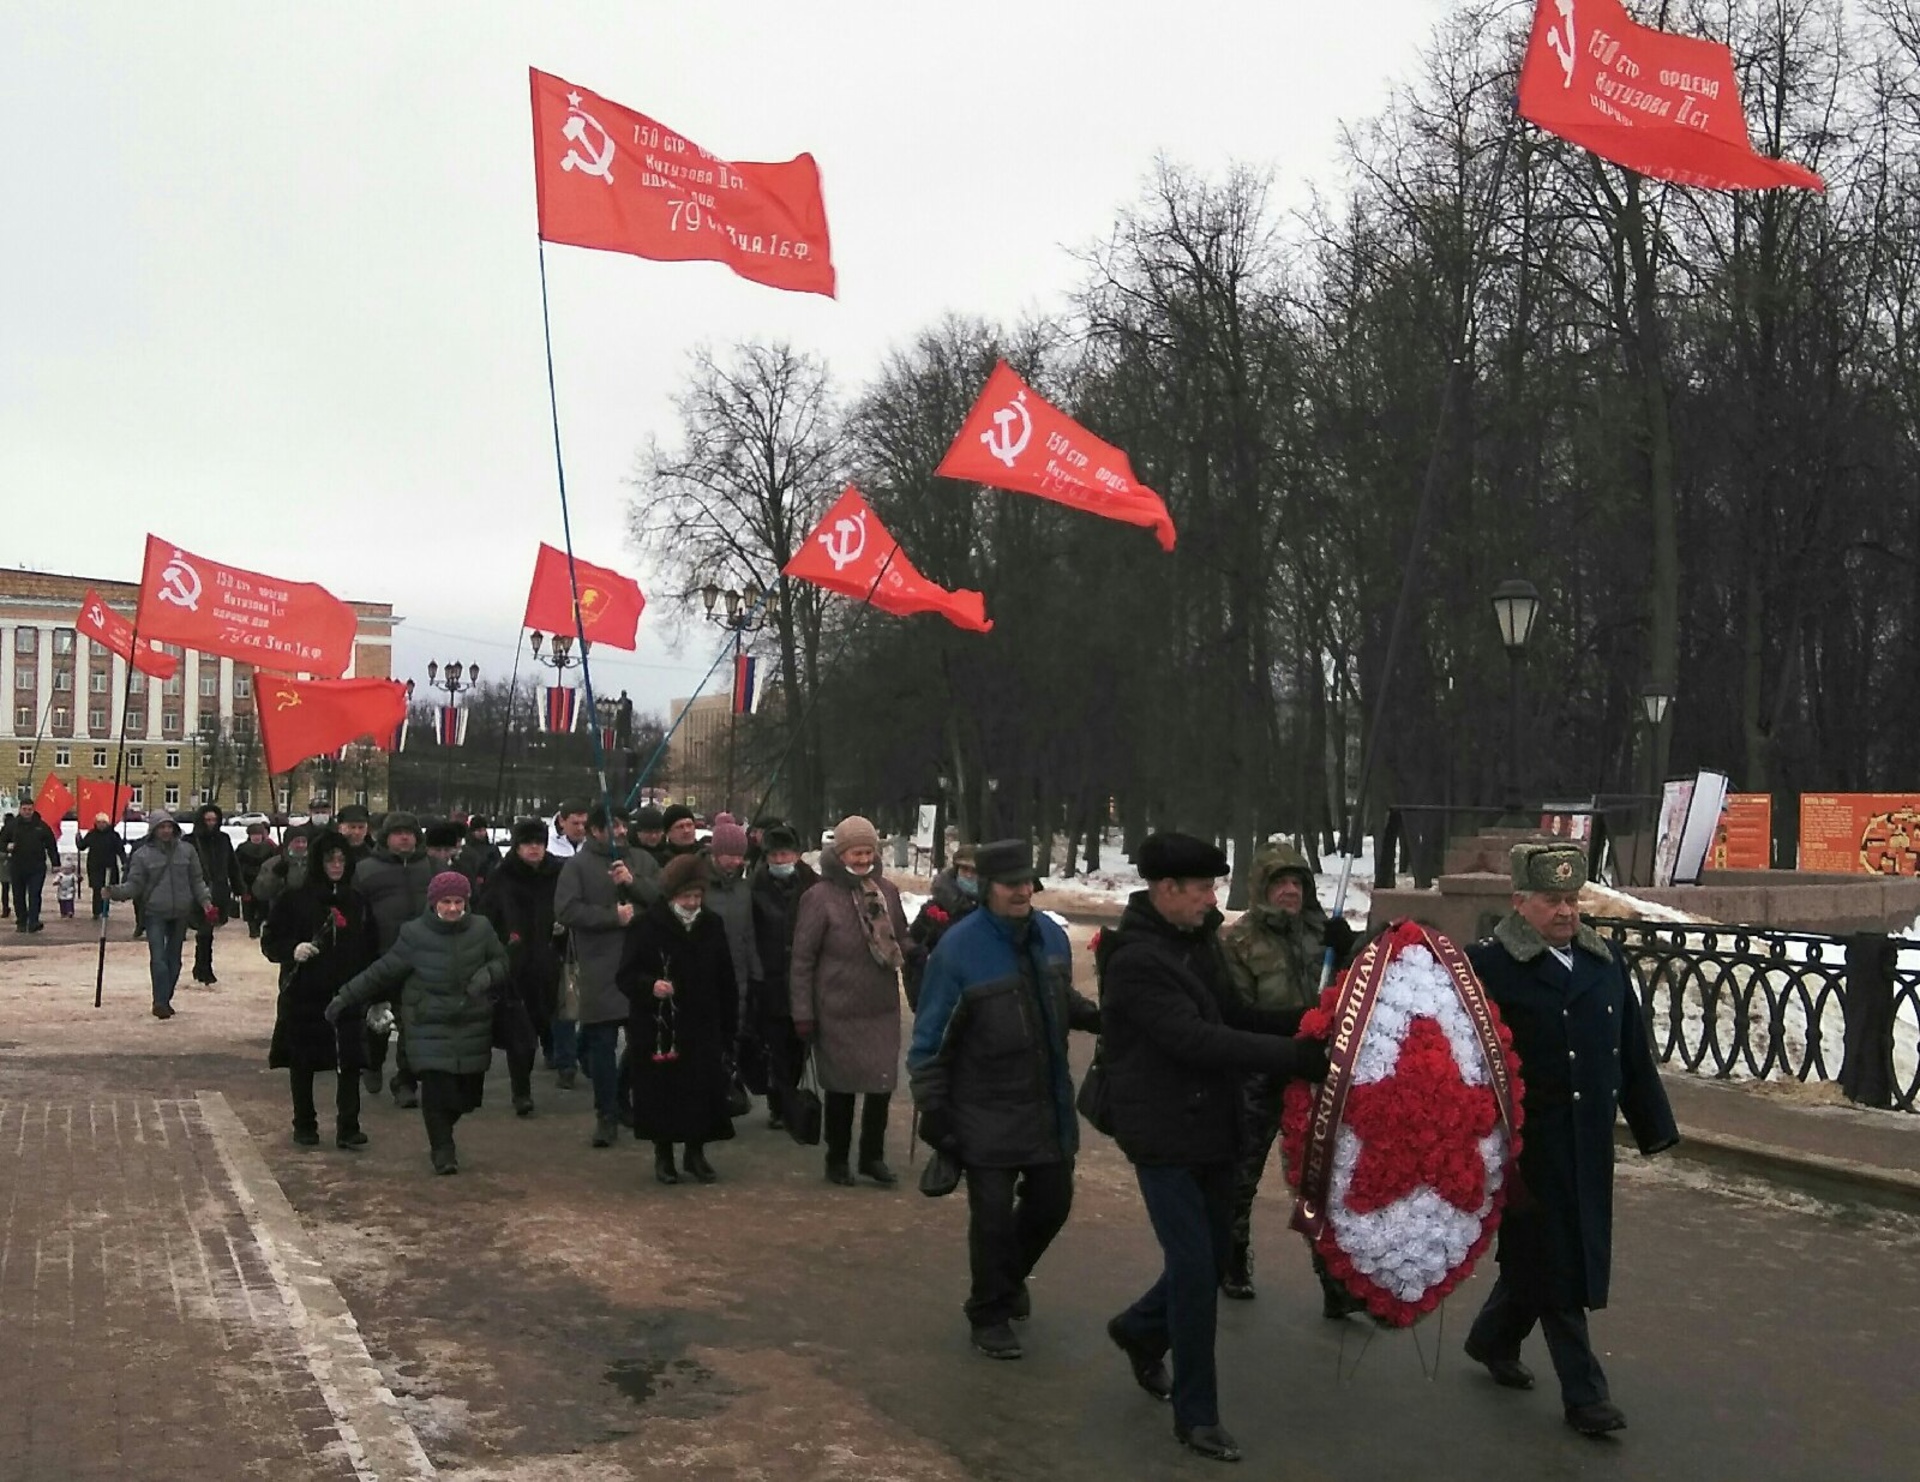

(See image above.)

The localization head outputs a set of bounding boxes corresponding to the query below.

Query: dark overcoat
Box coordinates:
[480,851,565,1031]
[618,899,738,1144]
[1468,915,1679,1311]
[263,868,377,1073]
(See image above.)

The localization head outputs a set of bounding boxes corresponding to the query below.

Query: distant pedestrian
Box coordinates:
[6,799,59,934]
[354,811,432,1108]
[56,858,77,917]
[702,818,763,1108]
[547,798,591,861]
[80,813,127,919]
[335,803,375,865]
[905,844,979,1010]
[748,823,817,1129]
[326,871,507,1175]
[0,811,14,917]
[188,803,241,984]
[790,815,911,1188]
[264,832,377,1149]
[108,809,216,1018]
[619,853,738,1185]
[629,805,670,867]
[478,818,566,1118]
[660,804,702,860]
[456,815,502,894]
[1462,843,1679,1437]
[235,821,280,939]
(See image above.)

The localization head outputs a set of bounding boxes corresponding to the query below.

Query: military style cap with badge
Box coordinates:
[1511,842,1589,894]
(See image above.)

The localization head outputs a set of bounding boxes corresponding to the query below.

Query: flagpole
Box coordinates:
[492,634,525,821]
[95,624,145,1010]
[534,237,615,819]
[1319,109,1521,989]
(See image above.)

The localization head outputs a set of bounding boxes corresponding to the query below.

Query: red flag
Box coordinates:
[75,589,178,681]
[937,361,1178,552]
[35,772,76,822]
[1518,0,1823,191]
[784,486,992,634]
[522,543,647,651]
[78,778,135,825]
[531,67,835,297]
[135,536,360,678]
[256,677,410,776]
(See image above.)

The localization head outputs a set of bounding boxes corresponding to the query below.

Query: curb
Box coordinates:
[1619,1123,1920,1216]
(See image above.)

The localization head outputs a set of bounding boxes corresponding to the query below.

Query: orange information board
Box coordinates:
[1798,794,1920,875]
[1711,794,1772,870]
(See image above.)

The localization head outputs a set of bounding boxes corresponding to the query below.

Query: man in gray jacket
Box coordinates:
[109,811,215,1018]
[556,803,659,1146]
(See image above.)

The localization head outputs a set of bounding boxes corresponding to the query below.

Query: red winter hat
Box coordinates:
[427,871,471,905]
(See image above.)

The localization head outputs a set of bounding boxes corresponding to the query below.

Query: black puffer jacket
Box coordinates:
[189,810,242,914]
[1097,891,1318,1166]
[354,845,432,954]
[80,825,128,891]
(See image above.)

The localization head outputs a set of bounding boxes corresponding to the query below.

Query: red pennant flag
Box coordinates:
[77,778,135,825]
[522,543,647,651]
[531,67,835,297]
[1518,0,1823,191]
[256,677,410,776]
[937,361,1177,552]
[75,589,178,681]
[35,772,76,822]
[784,486,992,633]
[135,536,360,678]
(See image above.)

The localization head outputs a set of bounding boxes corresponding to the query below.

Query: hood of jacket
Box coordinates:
[930,867,979,917]
[497,849,563,884]
[1244,844,1325,932]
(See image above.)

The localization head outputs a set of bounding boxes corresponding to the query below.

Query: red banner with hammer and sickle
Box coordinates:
[134,535,361,679]
[783,486,992,633]
[75,589,178,681]
[257,677,409,776]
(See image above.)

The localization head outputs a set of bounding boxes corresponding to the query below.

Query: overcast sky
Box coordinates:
[3,0,1440,716]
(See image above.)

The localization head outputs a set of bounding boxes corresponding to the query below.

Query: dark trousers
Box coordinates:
[418,1070,485,1152]
[1229,1072,1283,1248]
[91,886,111,918]
[1467,1271,1609,1408]
[192,922,217,980]
[824,1090,890,1166]
[14,870,46,928]
[964,1161,1075,1327]
[578,1021,621,1121]
[1114,1161,1236,1432]
[243,895,268,935]
[1,876,9,913]
[495,995,537,1101]
[143,915,189,1008]
[290,1067,362,1136]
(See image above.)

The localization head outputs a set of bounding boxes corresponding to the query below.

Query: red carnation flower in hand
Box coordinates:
[329,907,347,930]
[926,904,949,924]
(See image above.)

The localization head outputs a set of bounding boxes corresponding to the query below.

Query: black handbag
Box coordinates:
[918,1148,962,1198]
[785,1052,824,1147]
[1075,1040,1115,1136]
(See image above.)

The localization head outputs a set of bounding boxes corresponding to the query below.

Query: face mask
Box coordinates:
[671,902,701,926]
[955,875,979,899]
[845,861,873,877]
[769,862,796,880]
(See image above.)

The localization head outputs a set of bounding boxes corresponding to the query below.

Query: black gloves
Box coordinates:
[1283,1037,1331,1083]
[1323,917,1358,962]
[918,1106,959,1151]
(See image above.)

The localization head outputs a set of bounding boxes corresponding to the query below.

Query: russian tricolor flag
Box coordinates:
[732,652,760,715]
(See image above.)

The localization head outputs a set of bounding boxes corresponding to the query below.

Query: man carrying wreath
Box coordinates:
[1463,842,1678,1437]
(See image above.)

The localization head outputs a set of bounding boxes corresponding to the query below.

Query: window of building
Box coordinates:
[13,708,29,731]
[128,671,146,695]
[165,749,181,770]
[164,784,179,808]
[14,668,32,690]
[52,629,75,655]
[51,707,69,730]
[92,748,107,769]
[129,784,144,807]
[89,671,108,694]
[89,639,109,658]
[53,670,73,692]
[88,709,107,733]
[127,748,144,769]
[234,674,252,699]
[15,747,29,768]
[126,716,144,740]
[14,628,35,654]
[163,675,182,696]
[199,673,218,698]
[54,746,70,768]
[162,713,180,736]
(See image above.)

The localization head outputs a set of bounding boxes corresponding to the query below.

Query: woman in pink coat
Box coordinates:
[790,816,911,1187]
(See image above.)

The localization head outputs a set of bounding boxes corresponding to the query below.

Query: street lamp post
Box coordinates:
[1489,578,1541,822]
[701,580,776,816]
[421,659,477,815]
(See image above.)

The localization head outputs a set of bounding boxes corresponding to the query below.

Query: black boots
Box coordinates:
[654,1147,679,1184]
[1221,1242,1254,1300]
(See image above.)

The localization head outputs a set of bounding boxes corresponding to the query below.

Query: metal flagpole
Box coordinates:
[95,625,145,1008]
[622,590,772,810]
[492,634,525,821]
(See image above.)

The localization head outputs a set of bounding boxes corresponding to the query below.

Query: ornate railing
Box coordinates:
[1587,918,1920,1114]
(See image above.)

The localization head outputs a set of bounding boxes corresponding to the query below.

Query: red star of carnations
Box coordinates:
[1343,1015,1499,1214]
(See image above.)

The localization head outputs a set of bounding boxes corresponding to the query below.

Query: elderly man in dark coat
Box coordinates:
[1463,842,1679,1438]
[909,840,1100,1361]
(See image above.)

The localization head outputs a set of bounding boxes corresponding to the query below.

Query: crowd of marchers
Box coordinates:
[75,794,1671,1466]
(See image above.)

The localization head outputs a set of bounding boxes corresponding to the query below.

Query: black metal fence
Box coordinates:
[1588,918,1920,1114]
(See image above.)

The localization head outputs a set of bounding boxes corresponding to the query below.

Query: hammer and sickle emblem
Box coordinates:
[274,689,302,712]
[980,389,1031,470]
[561,103,616,183]
[819,512,868,573]
[157,552,203,611]
[1547,0,1577,88]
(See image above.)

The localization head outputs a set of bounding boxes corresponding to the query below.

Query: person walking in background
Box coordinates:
[556,802,660,1145]
[660,805,703,861]
[456,815,502,894]
[1,811,15,918]
[619,853,738,1185]
[479,818,566,1118]
[326,871,507,1175]
[748,822,817,1130]
[56,857,77,918]
[264,831,377,1149]
[1216,842,1358,1309]
[235,820,280,939]
[188,803,241,984]
[909,840,1100,1360]
[354,811,432,1107]
[80,812,127,919]
[905,843,978,1010]
[789,815,911,1188]
[335,803,375,866]
[108,809,216,1018]
[6,799,60,934]
[702,817,764,1112]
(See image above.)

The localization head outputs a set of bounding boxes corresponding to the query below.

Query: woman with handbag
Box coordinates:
[789,816,912,1187]
[618,853,739,1185]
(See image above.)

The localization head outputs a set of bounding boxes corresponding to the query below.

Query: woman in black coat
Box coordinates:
[617,854,738,1186]
[479,820,566,1116]
[79,815,127,918]
[263,832,379,1148]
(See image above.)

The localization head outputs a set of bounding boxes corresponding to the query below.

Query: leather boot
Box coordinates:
[1221,1241,1255,1300]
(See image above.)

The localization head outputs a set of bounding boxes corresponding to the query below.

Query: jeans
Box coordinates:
[964,1162,1075,1327]
[1467,1271,1609,1408]
[1113,1162,1236,1432]
[549,1017,579,1075]
[418,1070,485,1152]
[578,1021,621,1121]
[144,916,190,1008]
[14,870,46,929]
[290,1067,363,1137]
[824,1091,891,1166]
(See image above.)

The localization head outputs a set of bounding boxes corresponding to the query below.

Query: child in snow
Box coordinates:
[56,859,78,918]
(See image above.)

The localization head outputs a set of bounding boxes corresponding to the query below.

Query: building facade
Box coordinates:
[1,567,399,819]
